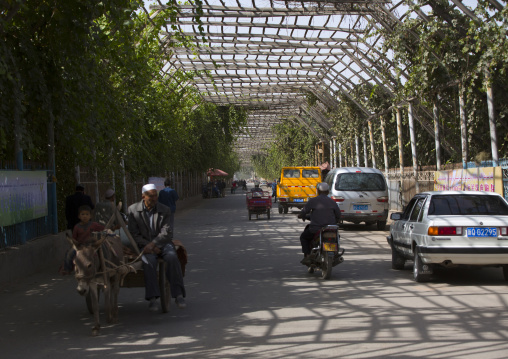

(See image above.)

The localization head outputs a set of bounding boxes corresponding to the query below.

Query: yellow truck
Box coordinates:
[277,166,322,214]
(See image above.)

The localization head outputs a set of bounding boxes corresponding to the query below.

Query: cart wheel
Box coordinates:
[159,261,171,313]
[267,209,271,220]
[283,206,289,214]
[278,205,283,214]
[86,287,101,315]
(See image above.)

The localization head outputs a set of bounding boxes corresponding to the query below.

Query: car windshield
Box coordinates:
[428,194,508,216]
[335,173,386,191]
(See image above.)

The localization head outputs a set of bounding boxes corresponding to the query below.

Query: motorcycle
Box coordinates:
[299,214,344,279]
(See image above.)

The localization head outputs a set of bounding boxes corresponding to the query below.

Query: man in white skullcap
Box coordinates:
[128,184,186,311]
[298,182,341,265]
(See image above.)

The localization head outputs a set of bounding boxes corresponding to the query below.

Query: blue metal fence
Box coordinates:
[0,216,53,249]
[466,159,508,168]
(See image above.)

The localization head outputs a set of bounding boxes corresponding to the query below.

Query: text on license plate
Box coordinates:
[353,205,368,210]
[467,227,497,237]
[293,199,304,202]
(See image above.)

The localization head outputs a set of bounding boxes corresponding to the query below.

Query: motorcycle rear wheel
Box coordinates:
[321,255,333,280]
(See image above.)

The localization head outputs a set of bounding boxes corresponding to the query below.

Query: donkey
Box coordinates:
[68,232,125,336]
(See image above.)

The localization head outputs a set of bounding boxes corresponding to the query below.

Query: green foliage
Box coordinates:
[370,0,508,165]
[251,118,317,179]
[0,0,247,230]
[2,0,508,233]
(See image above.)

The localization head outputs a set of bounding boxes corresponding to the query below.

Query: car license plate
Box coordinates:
[353,205,368,211]
[467,227,497,237]
[323,243,337,251]
[293,199,304,202]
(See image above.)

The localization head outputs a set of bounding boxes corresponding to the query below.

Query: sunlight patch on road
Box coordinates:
[242,307,316,321]
[279,245,301,250]
[159,336,198,345]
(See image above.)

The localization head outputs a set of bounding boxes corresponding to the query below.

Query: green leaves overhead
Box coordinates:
[251,118,317,180]
[0,0,247,226]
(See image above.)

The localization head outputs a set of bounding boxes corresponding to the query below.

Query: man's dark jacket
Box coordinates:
[127,201,173,249]
[300,194,341,232]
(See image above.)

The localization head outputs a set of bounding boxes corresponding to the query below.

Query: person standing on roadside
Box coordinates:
[158,178,179,230]
[271,179,278,202]
[65,184,95,230]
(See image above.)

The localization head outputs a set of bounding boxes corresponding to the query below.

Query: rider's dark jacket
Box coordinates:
[300,193,341,232]
[127,201,173,249]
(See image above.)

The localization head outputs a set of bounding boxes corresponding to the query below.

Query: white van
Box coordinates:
[324,167,389,230]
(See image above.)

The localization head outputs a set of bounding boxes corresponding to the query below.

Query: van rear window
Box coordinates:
[283,169,300,178]
[335,173,386,191]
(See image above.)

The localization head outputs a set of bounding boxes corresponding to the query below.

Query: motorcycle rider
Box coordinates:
[299,182,341,265]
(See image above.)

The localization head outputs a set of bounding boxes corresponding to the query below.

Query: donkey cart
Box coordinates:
[74,203,186,335]
[83,253,172,314]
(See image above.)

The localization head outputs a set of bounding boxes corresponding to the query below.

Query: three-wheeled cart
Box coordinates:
[246,190,272,220]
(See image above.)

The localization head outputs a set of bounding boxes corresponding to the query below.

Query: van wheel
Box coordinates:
[377,221,387,230]
[278,205,283,214]
[283,206,288,214]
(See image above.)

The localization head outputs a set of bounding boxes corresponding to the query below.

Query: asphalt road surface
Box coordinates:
[2,187,508,358]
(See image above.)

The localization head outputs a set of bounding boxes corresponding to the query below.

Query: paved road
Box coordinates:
[2,188,508,358]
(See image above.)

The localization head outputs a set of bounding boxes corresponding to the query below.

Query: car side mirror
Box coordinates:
[390,212,402,221]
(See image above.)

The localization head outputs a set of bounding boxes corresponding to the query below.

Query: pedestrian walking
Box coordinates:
[158,178,179,230]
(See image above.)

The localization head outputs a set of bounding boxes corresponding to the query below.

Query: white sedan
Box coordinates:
[387,191,508,282]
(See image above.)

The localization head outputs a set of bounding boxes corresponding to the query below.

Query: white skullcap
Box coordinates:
[142,184,157,194]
